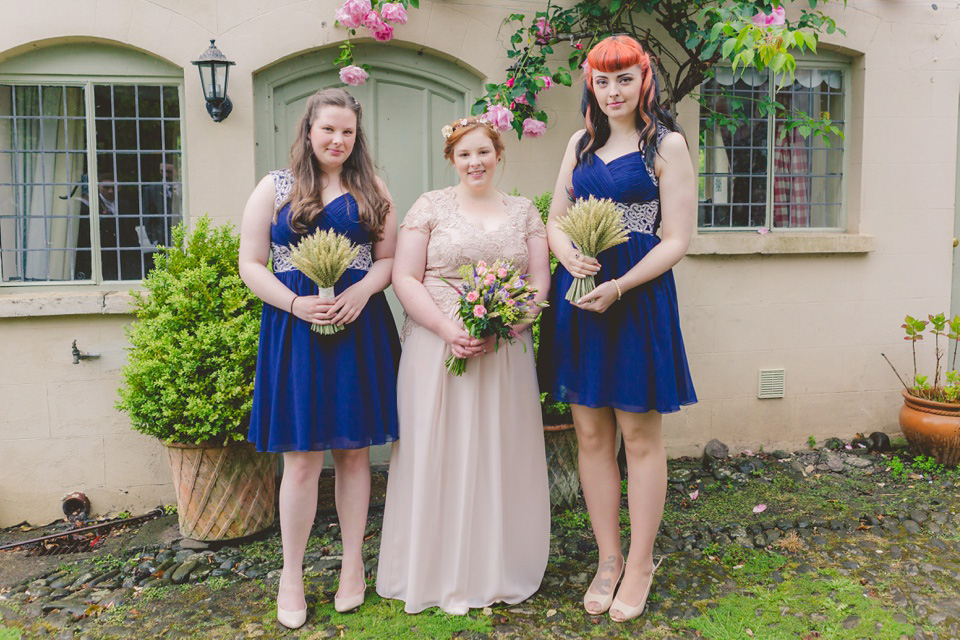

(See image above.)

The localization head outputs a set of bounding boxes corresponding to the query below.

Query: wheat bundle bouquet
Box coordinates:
[289,228,360,335]
[556,195,629,302]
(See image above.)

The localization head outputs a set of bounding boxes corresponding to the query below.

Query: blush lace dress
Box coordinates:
[376,187,550,614]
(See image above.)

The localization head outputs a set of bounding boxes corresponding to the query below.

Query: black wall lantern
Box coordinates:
[191,40,235,122]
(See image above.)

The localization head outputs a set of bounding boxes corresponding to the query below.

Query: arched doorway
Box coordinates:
[254,44,482,218]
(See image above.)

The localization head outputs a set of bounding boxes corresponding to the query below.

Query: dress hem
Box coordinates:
[249,435,397,454]
[553,393,698,415]
[374,590,539,616]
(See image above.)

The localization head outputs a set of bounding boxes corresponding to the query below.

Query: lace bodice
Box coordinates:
[400,186,546,339]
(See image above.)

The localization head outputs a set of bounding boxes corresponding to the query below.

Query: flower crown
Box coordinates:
[441,117,497,140]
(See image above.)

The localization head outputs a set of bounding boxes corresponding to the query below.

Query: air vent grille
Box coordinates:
[758,369,785,399]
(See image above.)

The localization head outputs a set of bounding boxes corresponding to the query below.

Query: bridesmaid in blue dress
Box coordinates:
[537,36,697,622]
[239,88,400,627]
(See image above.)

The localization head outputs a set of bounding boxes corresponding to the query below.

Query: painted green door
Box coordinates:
[255,44,481,218]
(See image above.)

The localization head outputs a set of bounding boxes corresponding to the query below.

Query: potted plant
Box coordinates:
[117,216,275,540]
[883,313,960,466]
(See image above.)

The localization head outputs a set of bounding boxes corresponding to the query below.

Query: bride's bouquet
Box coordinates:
[289,228,360,335]
[442,259,545,376]
[556,195,629,302]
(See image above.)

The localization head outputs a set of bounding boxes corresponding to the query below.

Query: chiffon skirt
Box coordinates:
[537,232,697,413]
[376,325,550,614]
[247,268,401,452]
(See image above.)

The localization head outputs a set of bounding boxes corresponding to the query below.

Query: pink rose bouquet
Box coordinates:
[441,259,545,376]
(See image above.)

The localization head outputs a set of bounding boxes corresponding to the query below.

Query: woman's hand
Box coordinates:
[439,320,484,359]
[328,283,372,326]
[291,295,337,325]
[574,280,619,314]
[556,244,601,279]
[475,335,498,357]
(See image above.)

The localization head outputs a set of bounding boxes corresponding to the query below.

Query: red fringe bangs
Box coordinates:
[586,36,648,74]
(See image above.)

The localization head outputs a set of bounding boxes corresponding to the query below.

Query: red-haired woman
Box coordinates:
[239,88,400,627]
[537,35,698,622]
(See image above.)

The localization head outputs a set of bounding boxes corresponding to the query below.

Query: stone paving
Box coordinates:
[1,440,959,639]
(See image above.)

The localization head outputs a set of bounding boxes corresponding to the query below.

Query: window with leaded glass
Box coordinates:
[0,82,182,284]
[698,64,846,231]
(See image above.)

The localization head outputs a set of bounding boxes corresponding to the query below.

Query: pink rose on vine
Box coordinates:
[482,104,514,132]
[334,0,370,29]
[522,118,546,138]
[339,65,369,86]
[533,17,554,44]
[753,6,786,27]
[380,2,408,24]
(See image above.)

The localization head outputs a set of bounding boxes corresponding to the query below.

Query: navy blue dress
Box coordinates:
[537,129,697,413]
[248,169,401,451]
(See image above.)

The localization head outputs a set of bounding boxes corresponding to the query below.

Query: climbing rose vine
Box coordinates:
[330,1,845,143]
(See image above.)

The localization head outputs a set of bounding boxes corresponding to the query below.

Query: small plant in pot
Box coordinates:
[116,216,276,540]
[883,313,960,466]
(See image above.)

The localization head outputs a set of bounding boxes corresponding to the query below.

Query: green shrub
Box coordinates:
[116,216,261,445]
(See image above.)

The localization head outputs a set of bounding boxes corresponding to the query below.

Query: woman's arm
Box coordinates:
[392,201,483,359]
[328,176,398,325]
[546,130,601,280]
[575,131,695,313]
[512,208,552,335]
[238,175,334,325]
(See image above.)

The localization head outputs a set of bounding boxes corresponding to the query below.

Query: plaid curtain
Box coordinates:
[773,127,810,228]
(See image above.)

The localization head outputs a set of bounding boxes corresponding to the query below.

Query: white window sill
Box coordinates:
[0,288,136,318]
[687,232,875,256]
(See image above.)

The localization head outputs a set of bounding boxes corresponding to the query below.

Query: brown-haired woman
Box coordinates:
[376,117,551,614]
[538,35,697,622]
[239,88,400,627]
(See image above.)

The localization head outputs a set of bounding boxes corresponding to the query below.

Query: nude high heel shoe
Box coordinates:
[609,557,663,622]
[334,584,365,613]
[583,555,625,615]
[277,576,307,629]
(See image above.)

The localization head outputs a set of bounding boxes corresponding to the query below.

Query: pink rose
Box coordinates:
[506,77,515,88]
[473,305,487,318]
[380,2,408,24]
[372,23,395,41]
[362,10,384,30]
[514,93,530,106]
[752,6,785,27]
[533,17,554,44]
[497,267,508,278]
[506,298,516,307]
[484,273,496,285]
[335,0,371,29]
[466,291,479,302]
[574,41,583,50]
[339,65,369,86]
[522,118,546,138]
[538,76,554,89]
[481,104,514,132]
[477,260,487,269]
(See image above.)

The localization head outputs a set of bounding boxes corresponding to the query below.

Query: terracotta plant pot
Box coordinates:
[544,423,580,509]
[166,441,277,541]
[899,389,960,467]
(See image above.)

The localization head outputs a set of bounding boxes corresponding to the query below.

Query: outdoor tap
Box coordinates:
[71,340,100,364]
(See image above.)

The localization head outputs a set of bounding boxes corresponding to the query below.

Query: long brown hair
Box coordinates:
[576,35,680,168]
[285,88,390,238]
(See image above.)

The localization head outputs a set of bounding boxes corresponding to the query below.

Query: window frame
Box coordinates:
[697,54,851,234]
[0,73,186,288]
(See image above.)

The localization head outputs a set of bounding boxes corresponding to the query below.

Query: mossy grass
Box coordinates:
[686,568,915,639]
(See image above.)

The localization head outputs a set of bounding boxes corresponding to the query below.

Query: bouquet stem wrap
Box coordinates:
[288,229,360,336]
[555,196,629,303]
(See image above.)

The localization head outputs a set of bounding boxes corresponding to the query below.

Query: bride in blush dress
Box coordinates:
[376,117,551,615]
